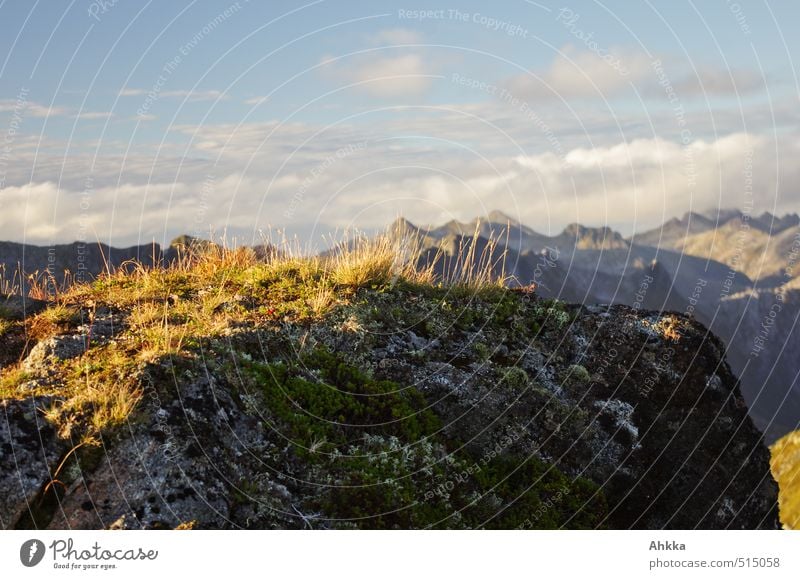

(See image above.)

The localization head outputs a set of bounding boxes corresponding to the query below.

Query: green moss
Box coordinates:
[230,479,261,507]
[422,318,445,337]
[472,455,607,529]
[473,342,491,362]
[488,289,522,325]
[314,439,608,529]
[391,279,449,301]
[311,435,460,529]
[473,284,508,302]
[531,298,571,330]
[565,364,591,384]
[248,348,440,453]
[500,366,529,389]
[454,307,478,330]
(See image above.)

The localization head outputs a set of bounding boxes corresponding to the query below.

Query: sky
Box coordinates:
[0,0,799,248]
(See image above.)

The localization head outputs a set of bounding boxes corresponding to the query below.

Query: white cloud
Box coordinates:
[73,111,114,120]
[672,67,764,96]
[506,46,652,101]
[0,100,117,121]
[0,100,70,118]
[2,76,796,250]
[368,28,423,45]
[118,88,229,101]
[2,122,795,247]
[319,53,438,98]
[506,48,765,103]
[508,133,787,233]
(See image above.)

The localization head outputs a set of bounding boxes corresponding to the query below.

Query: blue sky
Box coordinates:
[1,0,799,247]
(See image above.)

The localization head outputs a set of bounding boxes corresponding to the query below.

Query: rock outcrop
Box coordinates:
[0,283,779,529]
[0,397,68,529]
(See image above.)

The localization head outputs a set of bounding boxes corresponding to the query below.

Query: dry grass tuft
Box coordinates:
[28,303,81,341]
[0,318,12,337]
[329,234,404,288]
[0,366,31,398]
[1,223,512,441]
[5,225,511,305]
[0,264,20,296]
[644,315,685,342]
[327,225,508,291]
[45,347,143,439]
[307,283,336,316]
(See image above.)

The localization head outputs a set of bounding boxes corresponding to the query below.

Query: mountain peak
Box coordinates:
[386,217,425,242]
[388,216,417,232]
[561,223,628,249]
[752,211,800,233]
[696,208,800,232]
[169,234,200,248]
[485,210,519,225]
[698,208,742,224]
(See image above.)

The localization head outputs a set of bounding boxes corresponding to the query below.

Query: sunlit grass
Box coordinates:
[771,431,800,530]
[0,225,511,443]
[0,318,12,337]
[44,346,143,440]
[0,366,31,398]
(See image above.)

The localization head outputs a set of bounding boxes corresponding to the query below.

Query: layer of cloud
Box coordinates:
[506,47,765,103]
[0,100,70,118]
[118,88,229,102]
[2,112,796,248]
[319,52,439,98]
[243,96,269,106]
[367,28,423,45]
[509,133,784,233]
[671,66,765,97]
[0,101,131,122]
[505,46,652,101]
[72,111,114,120]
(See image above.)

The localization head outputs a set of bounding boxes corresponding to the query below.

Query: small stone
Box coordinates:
[22,335,86,374]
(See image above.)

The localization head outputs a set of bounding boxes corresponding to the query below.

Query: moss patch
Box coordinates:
[247,348,440,453]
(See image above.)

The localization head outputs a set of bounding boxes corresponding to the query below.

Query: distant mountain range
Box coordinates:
[0,239,162,288]
[0,235,271,288]
[2,209,799,442]
[392,209,800,443]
